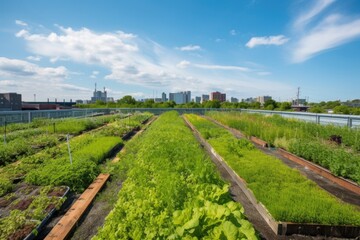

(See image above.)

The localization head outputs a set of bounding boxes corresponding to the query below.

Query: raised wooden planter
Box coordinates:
[277,148,360,196]
[205,116,360,196]
[45,173,110,240]
[250,136,268,148]
[183,116,360,238]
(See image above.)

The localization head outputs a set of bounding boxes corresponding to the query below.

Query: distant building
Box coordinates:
[0,93,22,111]
[230,97,239,103]
[210,91,226,102]
[169,91,191,104]
[161,92,167,102]
[292,98,306,106]
[195,96,201,103]
[107,97,115,103]
[139,98,162,103]
[201,94,209,103]
[76,100,84,104]
[22,103,60,110]
[243,97,255,103]
[257,96,272,105]
[91,83,107,103]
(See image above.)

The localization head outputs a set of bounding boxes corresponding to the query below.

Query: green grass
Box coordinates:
[207,111,360,184]
[186,114,360,225]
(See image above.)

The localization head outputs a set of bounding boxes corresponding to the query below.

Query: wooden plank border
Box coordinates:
[183,116,360,238]
[277,148,360,195]
[44,173,110,240]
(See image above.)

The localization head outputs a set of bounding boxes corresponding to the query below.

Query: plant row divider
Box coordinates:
[44,173,110,240]
[183,115,360,238]
[203,115,360,196]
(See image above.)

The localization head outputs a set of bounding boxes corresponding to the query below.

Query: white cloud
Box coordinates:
[0,57,67,79]
[176,61,250,72]
[176,60,190,68]
[294,0,335,29]
[0,57,92,101]
[15,20,28,26]
[177,44,202,51]
[13,25,293,100]
[194,64,250,72]
[90,70,99,78]
[27,56,41,61]
[54,83,91,92]
[291,0,360,63]
[246,35,289,48]
[293,16,360,63]
[230,29,237,36]
[0,80,18,87]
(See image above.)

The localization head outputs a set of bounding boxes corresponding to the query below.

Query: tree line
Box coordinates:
[76,96,360,115]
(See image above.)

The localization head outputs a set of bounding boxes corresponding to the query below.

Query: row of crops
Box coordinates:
[185,114,360,225]
[94,111,258,239]
[0,112,153,240]
[0,114,124,166]
[207,111,360,184]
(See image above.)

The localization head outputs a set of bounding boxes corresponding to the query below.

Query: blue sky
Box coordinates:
[0,0,359,102]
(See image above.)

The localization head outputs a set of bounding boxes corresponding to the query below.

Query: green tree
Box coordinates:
[264,99,278,109]
[117,95,136,105]
[95,100,106,105]
[204,100,221,108]
[309,106,325,113]
[249,102,261,109]
[280,102,292,111]
[143,99,155,108]
[237,102,250,109]
[333,105,350,115]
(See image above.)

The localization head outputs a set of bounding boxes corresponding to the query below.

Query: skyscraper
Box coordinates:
[168,91,191,104]
[210,91,226,102]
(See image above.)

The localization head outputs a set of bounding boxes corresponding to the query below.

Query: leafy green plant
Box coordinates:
[93,111,257,239]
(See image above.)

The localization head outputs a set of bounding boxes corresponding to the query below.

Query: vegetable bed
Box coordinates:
[0,112,152,196]
[0,112,153,239]
[94,111,258,239]
[185,114,360,227]
[0,114,122,166]
[0,185,68,240]
[207,111,360,184]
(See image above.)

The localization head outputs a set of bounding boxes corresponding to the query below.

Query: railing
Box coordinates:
[239,109,360,128]
[0,108,359,128]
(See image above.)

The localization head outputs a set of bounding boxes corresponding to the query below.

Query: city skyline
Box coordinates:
[0,0,360,102]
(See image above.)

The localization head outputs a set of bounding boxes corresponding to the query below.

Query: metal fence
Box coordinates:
[1,108,359,128]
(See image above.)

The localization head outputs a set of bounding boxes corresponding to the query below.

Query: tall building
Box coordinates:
[195,96,201,103]
[91,83,107,103]
[161,92,167,102]
[0,93,22,111]
[210,91,226,102]
[256,96,272,105]
[201,94,209,103]
[169,91,191,104]
[243,97,255,103]
[230,97,239,103]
